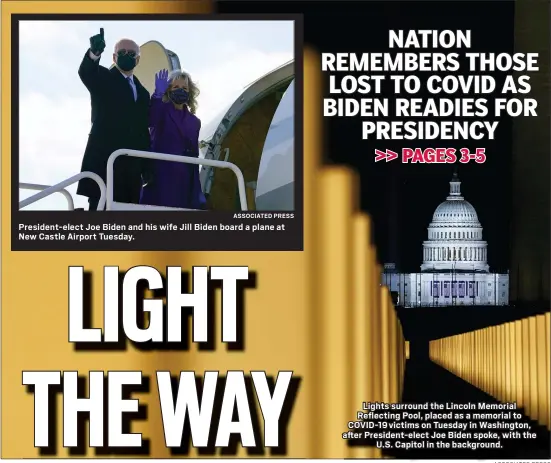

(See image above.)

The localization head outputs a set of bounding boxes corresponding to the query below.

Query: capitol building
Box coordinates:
[382,172,509,307]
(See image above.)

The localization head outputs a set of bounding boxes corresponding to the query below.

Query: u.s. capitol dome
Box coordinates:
[420,172,489,273]
[381,171,508,307]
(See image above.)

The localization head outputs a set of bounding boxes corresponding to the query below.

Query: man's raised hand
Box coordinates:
[90,28,106,56]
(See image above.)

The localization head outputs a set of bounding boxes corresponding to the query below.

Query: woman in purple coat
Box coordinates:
[140,69,207,209]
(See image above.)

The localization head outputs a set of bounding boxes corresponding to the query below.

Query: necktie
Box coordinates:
[127,76,137,101]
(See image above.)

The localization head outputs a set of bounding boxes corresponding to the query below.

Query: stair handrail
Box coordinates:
[18,172,107,211]
[19,183,75,210]
[106,149,248,211]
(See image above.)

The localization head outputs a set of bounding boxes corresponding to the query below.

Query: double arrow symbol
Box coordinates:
[374,149,399,162]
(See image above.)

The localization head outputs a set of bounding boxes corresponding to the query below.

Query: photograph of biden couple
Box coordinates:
[77,28,151,211]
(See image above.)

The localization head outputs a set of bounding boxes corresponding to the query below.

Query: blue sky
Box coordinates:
[18,19,294,210]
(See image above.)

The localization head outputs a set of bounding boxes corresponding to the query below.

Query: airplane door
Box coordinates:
[255,79,295,211]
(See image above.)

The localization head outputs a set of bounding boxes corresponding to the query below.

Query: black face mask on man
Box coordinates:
[116,53,137,72]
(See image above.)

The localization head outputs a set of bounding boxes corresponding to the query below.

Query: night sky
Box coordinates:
[318,1,515,274]
[220,1,516,273]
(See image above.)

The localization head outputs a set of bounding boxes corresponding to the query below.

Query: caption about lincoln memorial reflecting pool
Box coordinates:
[343,402,537,451]
[14,212,300,252]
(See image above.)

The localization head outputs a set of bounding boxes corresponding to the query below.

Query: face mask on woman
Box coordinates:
[170,88,189,105]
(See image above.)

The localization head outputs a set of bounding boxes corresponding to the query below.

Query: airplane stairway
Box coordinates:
[19,149,248,212]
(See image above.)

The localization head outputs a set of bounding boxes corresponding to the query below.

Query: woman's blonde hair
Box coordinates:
[162,69,200,114]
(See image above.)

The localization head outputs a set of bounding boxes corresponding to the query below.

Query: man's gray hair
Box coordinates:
[114,39,140,54]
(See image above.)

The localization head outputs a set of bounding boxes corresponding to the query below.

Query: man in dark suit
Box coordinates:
[77,28,151,210]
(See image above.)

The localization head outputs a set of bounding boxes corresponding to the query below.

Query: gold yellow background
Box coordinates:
[430,313,551,432]
[4,0,550,459]
[2,0,401,458]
